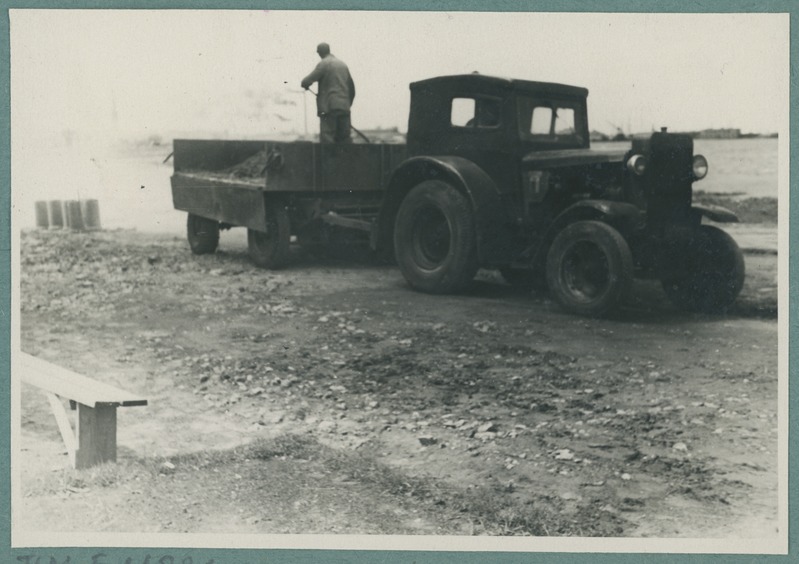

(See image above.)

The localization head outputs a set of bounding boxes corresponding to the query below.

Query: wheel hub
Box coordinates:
[413,207,450,267]
[561,241,610,302]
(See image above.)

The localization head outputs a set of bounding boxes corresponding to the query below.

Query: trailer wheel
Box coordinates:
[394,180,478,294]
[248,205,290,269]
[187,214,219,255]
[546,221,633,316]
[660,225,744,313]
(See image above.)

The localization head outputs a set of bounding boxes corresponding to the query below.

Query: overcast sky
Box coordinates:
[10,9,789,144]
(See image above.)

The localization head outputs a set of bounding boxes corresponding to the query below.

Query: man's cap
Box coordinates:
[316,42,331,56]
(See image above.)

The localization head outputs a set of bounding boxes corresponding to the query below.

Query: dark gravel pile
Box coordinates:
[694,192,777,224]
[225,150,270,178]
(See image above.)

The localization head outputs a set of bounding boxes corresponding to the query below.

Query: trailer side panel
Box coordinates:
[172,175,268,231]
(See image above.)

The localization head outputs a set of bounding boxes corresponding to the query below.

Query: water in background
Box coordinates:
[693,138,778,198]
[14,136,779,234]
[593,138,778,198]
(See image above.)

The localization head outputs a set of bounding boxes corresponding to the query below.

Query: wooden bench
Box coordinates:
[20,353,148,469]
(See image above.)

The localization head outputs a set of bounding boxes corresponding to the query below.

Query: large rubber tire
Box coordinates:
[187,213,219,255]
[247,205,291,269]
[394,180,478,294]
[660,225,745,313]
[546,221,633,316]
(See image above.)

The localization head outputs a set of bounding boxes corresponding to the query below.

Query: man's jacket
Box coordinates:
[302,54,356,116]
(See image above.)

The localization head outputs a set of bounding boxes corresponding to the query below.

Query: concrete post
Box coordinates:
[48,200,64,228]
[64,200,85,230]
[80,199,101,230]
[35,201,49,229]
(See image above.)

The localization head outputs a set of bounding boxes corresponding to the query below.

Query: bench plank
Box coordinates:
[20,353,147,408]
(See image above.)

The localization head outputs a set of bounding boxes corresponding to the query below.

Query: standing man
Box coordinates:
[301,42,356,144]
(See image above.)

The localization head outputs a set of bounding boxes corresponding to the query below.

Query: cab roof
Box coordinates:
[410,74,589,99]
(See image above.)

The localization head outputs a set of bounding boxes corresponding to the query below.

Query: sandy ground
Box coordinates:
[13,218,781,545]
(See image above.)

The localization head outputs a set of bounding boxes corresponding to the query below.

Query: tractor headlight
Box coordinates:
[693,154,709,180]
[626,154,647,176]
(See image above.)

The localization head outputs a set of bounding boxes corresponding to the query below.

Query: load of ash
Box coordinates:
[181,151,269,184]
[224,151,270,178]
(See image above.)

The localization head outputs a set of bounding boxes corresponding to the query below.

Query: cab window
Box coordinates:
[451,98,475,127]
[519,97,582,142]
[554,108,575,135]
[530,107,553,134]
[450,97,501,128]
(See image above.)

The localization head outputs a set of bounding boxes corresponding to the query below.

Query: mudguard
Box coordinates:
[377,156,515,265]
[550,200,644,235]
[528,200,645,264]
[692,203,739,223]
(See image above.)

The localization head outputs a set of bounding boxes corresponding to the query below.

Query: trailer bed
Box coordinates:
[171,139,407,232]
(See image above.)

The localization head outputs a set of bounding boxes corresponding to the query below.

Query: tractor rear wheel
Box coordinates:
[394,180,478,294]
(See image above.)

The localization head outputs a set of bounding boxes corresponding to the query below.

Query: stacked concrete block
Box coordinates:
[47,201,65,228]
[80,199,101,230]
[64,200,84,230]
[35,201,49,229]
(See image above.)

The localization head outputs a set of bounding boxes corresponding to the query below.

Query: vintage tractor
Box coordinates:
[172,73,744,316]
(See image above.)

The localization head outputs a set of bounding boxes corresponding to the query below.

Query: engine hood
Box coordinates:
[522,148,627,169]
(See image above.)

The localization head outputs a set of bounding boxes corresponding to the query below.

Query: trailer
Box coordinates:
[171,139,406,266]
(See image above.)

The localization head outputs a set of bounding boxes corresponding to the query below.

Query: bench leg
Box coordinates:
[74,404,117,469]
[44,392,78,467]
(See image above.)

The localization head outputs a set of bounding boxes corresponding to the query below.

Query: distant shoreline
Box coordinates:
[591,133,777,143]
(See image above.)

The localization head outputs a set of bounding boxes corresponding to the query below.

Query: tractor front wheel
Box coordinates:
[546,221,633,316]
[659,225,745,313]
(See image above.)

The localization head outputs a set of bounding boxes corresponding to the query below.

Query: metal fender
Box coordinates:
[551,200,644,234]
[692,204,739,223]
[377,156,514,264]
[530,200,644,264]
